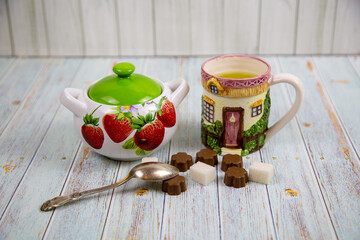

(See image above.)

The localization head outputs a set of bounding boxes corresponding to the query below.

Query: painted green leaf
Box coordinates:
[122,137,138,149]
[135,148,152,156]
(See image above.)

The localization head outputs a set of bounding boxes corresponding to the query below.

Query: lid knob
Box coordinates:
[113,62,135,78]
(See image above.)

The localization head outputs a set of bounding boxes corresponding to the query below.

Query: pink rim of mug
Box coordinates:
[201,55,272,88]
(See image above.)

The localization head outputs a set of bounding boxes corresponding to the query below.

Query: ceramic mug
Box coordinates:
[200,55,304,156]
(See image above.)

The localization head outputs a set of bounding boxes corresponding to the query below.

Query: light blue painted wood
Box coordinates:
[0,58,47,135]
[0,59,113,239]
[101,57,178,239]
[278,56,360,239]
[0,57,15,78]
[312,56,360,156]
[160,58,221,240]
[0,59,82,218]
[0,56,358,239]
[44,58,146,240]
[258,57,337,239]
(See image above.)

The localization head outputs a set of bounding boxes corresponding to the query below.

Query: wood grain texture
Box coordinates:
[117,0,155,56]
[43,0,84,56]
[0,58,47,135]
[0,0,12,55]
[258,57,337,239]
[259,0,298,54]
[80,0,118,56]
[313,56,360,156]
[278,56,360,239]
[101,57,177,239]
[223,0,260,54]
[0,56,358,239]
[218,152,276,239]
[44,58,144,240]
[296,0,336,54]
[333,0,360,54]
[8,0,48,56]
[190,0,223,55]
[160,58,220,240]
[0,59,113,239]
[0,57,15,79]
[154,0,191,55]
[0,59,82,218]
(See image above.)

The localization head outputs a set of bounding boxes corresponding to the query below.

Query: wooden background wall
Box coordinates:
[0,0,359,56]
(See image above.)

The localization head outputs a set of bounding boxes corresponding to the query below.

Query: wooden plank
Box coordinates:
[154,0,191,55]
[259,0,297,54]
[159,58,220,239]
[296,0,336,54]
[278,56,360,239]
[0,57,15,79]
[256,57,338,239]
[313,56,360,155]
[101,57,178,239]
[190,0,223,55]
[333,0,360,54]
[0,58,82,217]
[0,58,47,135]
[8,0,48,56]
[80,0,118,56]
[223,0,260,54]
[0,59,114,239]
[218,152,275,239]
[117,0,155,56]
[44,58,146,240]
[43,0,83,56]
[0,0,12,55]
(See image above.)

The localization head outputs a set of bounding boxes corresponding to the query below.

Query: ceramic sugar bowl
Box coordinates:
[61,62,189,160]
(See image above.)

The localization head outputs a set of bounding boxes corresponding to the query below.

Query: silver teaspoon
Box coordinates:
[40,162,179,211]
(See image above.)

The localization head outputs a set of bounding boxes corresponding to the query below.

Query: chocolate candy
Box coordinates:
[171,152,193,172]
[221,154,243,172]
[224,167,248,188]
[196,148,218,166]
[162,175,186,195]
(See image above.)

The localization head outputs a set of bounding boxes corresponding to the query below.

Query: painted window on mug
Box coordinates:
[203,100,214,123]
[252,105,262,117]
[210,85,218,94]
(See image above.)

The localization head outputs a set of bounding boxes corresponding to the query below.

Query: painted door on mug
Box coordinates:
[223,107,244,148]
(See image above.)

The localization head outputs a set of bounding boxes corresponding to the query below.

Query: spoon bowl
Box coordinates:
[131,162,179,181]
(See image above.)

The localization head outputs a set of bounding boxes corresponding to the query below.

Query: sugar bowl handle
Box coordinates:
[60,88,87,117]
[265,73,304,141]
[166,78,190,107]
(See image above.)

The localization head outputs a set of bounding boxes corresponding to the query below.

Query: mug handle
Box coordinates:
[60,88,87,117]
[265,73,304,141]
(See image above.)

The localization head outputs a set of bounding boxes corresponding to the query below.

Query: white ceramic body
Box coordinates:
[61,77,189,161]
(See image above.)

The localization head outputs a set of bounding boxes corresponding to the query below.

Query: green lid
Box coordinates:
[88,62,162,106]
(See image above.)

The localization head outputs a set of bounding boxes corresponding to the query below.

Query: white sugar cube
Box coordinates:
[141,157,158,163]
[249,162,274,184]
[190,162,215,185]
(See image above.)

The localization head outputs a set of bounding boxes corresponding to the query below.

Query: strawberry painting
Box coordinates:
[103,106,135,143]
[154,96,176,128]
[133,118,165,151]
[81,106,104,149]
[122,111,165,155]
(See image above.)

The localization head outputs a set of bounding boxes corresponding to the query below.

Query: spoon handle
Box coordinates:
[40,174,132,211]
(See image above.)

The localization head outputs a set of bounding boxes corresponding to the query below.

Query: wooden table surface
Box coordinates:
[0,56,359,240]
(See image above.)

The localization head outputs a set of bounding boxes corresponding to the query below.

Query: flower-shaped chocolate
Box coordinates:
[224,167,248,188]
[171,152,193,172]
